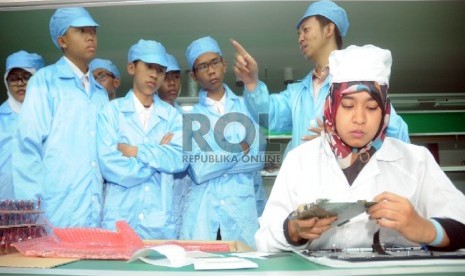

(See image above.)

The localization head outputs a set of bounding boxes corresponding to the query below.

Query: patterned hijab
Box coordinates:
[323,81,391,185]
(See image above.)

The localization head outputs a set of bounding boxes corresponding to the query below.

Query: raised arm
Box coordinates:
[231,39,259,92]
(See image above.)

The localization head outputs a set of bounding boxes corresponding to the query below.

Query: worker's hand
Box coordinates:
[288,215,337,243]
[231,39,259,91]
[118,143,137,157]
[240,141,250,155]
[301,118,324,142]
[160,133,174,145]
[368,191,448,246]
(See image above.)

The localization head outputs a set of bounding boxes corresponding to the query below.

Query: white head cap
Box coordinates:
[329,44,392,86]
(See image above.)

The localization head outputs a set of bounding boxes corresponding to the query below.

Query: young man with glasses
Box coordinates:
[96,39,186,239]
[181,36,265,249]
[1,50,44,199]
[90,58,121,100]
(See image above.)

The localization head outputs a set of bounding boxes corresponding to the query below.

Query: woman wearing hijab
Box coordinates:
[0,50,44,198]
[255,45,465,252]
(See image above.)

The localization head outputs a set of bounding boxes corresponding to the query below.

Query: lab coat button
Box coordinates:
[220,200,226,205]
[89,130,95,136]
[309,119,316,127]
[145,186,150,192]
[138,213,144,220]
[91,161,97,167]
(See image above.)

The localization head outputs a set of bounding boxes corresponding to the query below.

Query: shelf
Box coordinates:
[266,135,291,140]
[390,93,465,112]
[261,165,465,178]
[261,170,279,177]
[441,166,465,172]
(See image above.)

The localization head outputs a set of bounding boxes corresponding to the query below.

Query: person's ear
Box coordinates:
[127,62,136,76]
[57,36,67,49]
[190,71,199,83]
[325,23,336,38]
[113,78,121,89]
[222,60,228,73]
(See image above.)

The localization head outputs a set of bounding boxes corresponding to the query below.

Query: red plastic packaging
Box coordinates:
[13,221,144,260]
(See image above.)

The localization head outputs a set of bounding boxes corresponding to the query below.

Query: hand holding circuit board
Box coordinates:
[289,199,377,227]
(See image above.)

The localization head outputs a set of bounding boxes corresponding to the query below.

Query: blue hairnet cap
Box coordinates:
[89,58,120,78]
[50,7,99,50]
[128,39,168,67]
[185,36,222,70]
[296,0,349,37]
[6,50,45,73]
[166,54,181,72]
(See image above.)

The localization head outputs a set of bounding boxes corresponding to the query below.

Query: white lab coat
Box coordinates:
[256,137,465,252]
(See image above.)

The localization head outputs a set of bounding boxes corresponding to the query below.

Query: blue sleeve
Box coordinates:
[387,104,410,143]
[96,104,156,188]
[244,81,293,134]
[12,73,50,200]
[227,158,264,175]
[187,114,264,184]
[136,111,187,174]
[188,151,263,185]
[226,123,265,175]
[187,143,246,185]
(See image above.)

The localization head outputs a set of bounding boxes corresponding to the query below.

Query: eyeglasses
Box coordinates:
[194,57,223,73]
[95,72,115,83]
[7,73,32,86]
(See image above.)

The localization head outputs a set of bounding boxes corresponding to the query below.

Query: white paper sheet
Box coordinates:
[127,244,189,267]
[230,251,282,259]
[127,244,225,268]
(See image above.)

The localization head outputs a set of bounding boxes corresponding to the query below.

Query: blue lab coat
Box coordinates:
[0,101,17,199]
[97,91,186,239]
[13,57,108,227]
[181,85,265,248]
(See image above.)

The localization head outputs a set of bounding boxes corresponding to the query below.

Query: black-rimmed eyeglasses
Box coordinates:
[95,72,115,83]
[194,57,223,73]
[7,73,32,86]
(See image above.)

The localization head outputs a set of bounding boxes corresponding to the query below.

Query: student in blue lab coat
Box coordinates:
[97,40,186,239]
[158,53,184,112]
[89,58,121,100]
[180,36,265,248]
[12,8,108,227]
[232,0,409,156]
[0,50,44,199]
[157,53,192,238]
